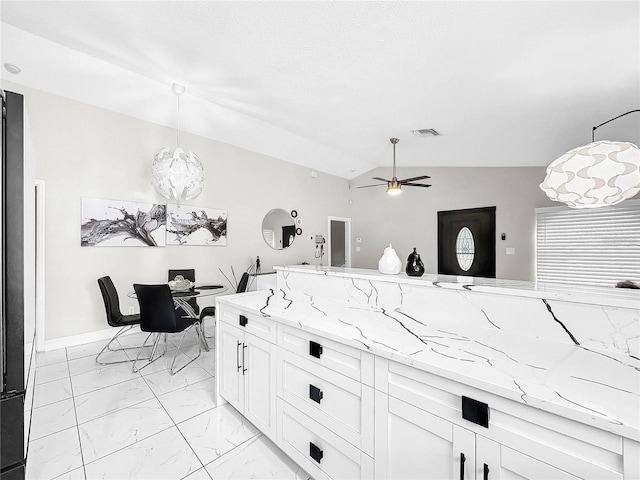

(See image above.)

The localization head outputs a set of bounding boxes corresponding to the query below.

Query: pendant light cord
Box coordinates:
[592,109,640,142]
[176,92,181,148]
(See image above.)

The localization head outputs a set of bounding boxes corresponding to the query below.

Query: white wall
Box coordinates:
[3,81,352,341]
[349,166,556,280]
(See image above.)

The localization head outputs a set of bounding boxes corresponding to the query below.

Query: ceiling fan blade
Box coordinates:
[356,183,387,189]
[398,175,431,183]
[402,183,432,188]
[372,177,391,182]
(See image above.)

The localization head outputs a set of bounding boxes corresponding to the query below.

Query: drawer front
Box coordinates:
[277,399,374,480]
[278,325,373,384]
[219,305,276,343]
[385,360,624,479]
[279,350,374,456]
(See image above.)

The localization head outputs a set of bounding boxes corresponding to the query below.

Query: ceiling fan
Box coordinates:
[357,138,431,194]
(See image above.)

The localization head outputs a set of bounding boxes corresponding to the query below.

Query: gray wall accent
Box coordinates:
[349,166,556,281]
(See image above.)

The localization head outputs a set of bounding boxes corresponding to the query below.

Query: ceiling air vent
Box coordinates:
[411,128,441,137]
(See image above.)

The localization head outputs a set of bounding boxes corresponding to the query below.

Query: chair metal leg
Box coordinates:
[170,322,202,376]
[131,333,166,373]
[96,325,138,365]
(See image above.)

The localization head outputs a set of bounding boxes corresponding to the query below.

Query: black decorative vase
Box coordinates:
[406,247,425,277]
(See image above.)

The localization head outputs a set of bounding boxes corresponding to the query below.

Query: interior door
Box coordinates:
[438,206,496,278]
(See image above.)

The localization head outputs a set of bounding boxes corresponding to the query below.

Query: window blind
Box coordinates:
[536,199,640,288]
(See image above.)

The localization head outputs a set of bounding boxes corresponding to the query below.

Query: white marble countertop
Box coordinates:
[275,265,640,309]
[218,287,640,441]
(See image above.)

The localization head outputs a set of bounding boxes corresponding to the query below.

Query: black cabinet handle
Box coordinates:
[483,463,490,480]
[236,341,242,371]
[239,315,248,327]
[309,384,323,404]
[309,341,323,359]
[309,442,323,463]
[242,344,247,375]
[460,452,465,480]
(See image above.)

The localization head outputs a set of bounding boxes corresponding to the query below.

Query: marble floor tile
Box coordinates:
[26,427,83,480]
[194,349,216,376]
[66,339,113,361]
[177,404,259,466]
[35,360,70,385]
[30,397,77,440]
[74,377,154,424]
[182,467,212,480]
[83,426,203,480]
[68,352,131,377]
[52,466,86,480]
[70,361,139,396]
[32,376,73,409]
[166,330,201,349]
[35,348,68,368]
[157,378,216,424]
[142,362,211,397]
[204,435,311,480]
[78,398,174,464]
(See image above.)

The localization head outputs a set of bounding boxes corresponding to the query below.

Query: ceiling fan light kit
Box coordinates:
[357,137,432,194]
[540,110,640,208]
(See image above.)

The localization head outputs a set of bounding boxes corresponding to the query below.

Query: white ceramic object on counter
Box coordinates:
[378,244,402,275]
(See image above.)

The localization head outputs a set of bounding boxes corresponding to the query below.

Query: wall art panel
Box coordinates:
[166,204,227,246]
[81,197,166,247]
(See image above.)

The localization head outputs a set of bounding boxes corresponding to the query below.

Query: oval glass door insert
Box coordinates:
[456,226,475,271]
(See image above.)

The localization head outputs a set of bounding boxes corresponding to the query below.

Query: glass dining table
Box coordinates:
[128,283,228,351]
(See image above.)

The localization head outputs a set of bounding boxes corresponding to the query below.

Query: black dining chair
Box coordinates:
[198,271,251,323]
[168,268,200,317]
[96,276,141,365]
[132,283,203,375]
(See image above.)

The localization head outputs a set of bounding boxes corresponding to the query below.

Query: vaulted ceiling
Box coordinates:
[1,1,639,179]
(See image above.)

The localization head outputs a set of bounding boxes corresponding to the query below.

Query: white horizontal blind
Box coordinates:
[536,200,640,287]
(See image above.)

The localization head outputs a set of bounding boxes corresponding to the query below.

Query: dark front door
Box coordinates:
[438,206,496,278]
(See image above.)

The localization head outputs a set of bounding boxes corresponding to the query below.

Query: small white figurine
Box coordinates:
[378,243,402,275]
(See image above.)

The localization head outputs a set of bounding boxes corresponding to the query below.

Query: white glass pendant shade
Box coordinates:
[151,146,205,202]
[540,140,640,208]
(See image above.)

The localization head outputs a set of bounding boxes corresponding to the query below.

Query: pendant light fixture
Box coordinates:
[151,83,205,205]
[540,110,640,208]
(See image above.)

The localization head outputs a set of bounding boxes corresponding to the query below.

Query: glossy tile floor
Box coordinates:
[26,326,311,480]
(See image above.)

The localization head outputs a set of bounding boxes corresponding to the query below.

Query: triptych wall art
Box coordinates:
[80,197,227,247]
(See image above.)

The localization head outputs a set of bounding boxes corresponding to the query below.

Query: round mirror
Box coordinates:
[262,209,297,250]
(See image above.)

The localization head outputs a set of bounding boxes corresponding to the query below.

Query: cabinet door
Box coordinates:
[219,321,244,413]
[477,437,582,480]
[375,393,474,480]
[244,333,277,439]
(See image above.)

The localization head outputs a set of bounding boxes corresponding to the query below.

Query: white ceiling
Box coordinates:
[1,1,639,179]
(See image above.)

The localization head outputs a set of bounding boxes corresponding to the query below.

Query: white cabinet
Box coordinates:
[218,318,277,439]
[376,359,625,480]
[375,392,475,480]
[218,302,637,480]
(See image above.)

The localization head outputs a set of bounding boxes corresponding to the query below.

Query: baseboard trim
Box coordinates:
[43,326,141,352]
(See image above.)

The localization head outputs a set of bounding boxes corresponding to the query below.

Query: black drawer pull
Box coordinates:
[483,463,489,480]
[460,452,465,480]
[462,396,489,428]
[239,315,248,327]
[309,341,323,358]
[309,384,323,404]
[309,442,323,463]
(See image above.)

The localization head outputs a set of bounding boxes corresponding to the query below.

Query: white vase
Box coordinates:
[378,243,402,275]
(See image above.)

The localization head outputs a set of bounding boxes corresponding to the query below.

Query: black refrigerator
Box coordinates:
[1,90,29,480]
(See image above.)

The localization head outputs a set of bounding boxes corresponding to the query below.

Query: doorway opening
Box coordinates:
[327,216,351,268]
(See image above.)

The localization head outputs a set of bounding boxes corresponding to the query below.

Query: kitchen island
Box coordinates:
[215,265,639,479]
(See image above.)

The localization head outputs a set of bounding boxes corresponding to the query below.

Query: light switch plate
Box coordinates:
[506,247,516,255]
